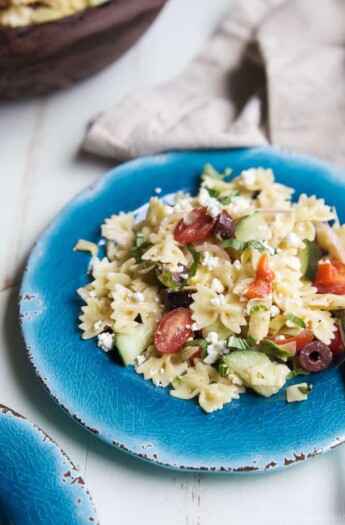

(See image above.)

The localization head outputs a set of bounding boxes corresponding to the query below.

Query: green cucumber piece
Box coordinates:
[298,240,321,281]
[235,212,270,242]
[116,324,153,366]
[223,350,290,397]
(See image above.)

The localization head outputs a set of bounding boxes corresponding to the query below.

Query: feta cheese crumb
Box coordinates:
[271,305,280,318]
[136,354,146,366]
[285,232,300,247]
[131,292,144,303]
[276,335,286,341]
[174,198,193,213]
[228,372,243,386]
[241,168,257,186]
[97,332,114,353]
[154,187,162,194]
[93,320,103,331]
[210,294,225,307]
[203,332,227,364]
[198,188,221,217]
[191,323,199,331]
[201,251,219,271]
[211,278,225,294]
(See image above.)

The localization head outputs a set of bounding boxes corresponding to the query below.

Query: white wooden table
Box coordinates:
[1,1,345,523]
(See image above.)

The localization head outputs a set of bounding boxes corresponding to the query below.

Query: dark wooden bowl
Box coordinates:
[0,0,165,100]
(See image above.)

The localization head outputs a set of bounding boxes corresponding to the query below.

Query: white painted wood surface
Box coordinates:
[1,1,345,524]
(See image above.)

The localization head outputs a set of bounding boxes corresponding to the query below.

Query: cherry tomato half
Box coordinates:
[174,207,217,244]
[314,260,345,295]
[329,325,345,356]
[272,329,314,352]
[155,308,193,354]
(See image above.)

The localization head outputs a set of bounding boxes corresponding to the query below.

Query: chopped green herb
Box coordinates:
[157,268,180,290]
[182,339,208,356]
[298,385,312,395]
[219,363,229,378]
[287,368,309,380]
[203,163,232,180]
[222,239,268,253]
[227,335,251,351]
[260,339,295,359]
[284,312,306,328]
[250,305,267,315]
[186,244,200,279]
[173,376,182,385]
[130,233,151,262]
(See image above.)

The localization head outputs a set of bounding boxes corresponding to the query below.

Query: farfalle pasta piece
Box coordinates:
[101,212,135,247]
[190,284,247,333]
[79,297,113,339]
[293,194,335,222]
[110,283,163,334]
[171,362,242,413]
[236,168,274,192]
[136,349,187,387]
[301,308,337,345]
[142,233,187,268]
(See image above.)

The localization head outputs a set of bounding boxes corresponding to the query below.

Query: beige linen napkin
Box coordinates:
[83,0,345,168]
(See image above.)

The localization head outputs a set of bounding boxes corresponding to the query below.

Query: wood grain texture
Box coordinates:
[0,0,165,99]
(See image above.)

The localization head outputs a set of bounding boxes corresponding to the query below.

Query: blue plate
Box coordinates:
[0,404,98,524]
[20,147,345,473]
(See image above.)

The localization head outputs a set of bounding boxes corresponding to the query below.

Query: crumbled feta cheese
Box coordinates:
[276,248,282,254]
[180,273,189,279]
[233,260,242,271]
[210,294,226,307]
[154,187,162,194]
[211,278,225,294]
[97,332,114,353]
[185,324,191,329]
[276,335,286,341]
[233,278,254,297]
[285,232,300,247]
[191,323,199,331]
[136,354,146,366]
[271,305,280,317]
[203,350,219,365]
[229,196,251,215]
[228,372,243,386]
[203,332,227,364]
[155,297,160,303]
[130,292,144,303]
[206,331,219,345]
[201,251,219,271]
[241,168,257,187]
[198,188,221,217]
[93,320,103,331]
[286,320,296,328]
[319,258,331,265]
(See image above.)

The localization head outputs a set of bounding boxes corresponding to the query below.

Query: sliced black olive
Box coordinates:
[214,211,236,240]
[298,341,332,372]
[163,289,195,310]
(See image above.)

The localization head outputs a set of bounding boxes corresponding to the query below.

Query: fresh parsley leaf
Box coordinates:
[207,188,239,205]
[183,339,208,353]
[284,312,306,328]
[177,244,201,289]
[298,385,312,395]
[130,233,151,262]
[222,239,267,253]
[157,269,180,291]
[203,163,232,180]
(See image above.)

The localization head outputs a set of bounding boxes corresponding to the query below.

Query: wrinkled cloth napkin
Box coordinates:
[83,0,345,168]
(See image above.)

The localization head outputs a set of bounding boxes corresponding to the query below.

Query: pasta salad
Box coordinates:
[76,164,345,413]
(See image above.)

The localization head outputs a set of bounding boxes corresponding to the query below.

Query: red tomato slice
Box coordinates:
[155,308,193,354]
[329,325,345,356]
[314,260,345,295]
[174,207,217,244]
[272,329,314,352]
[256,253,275,283]
[245,279,272,299]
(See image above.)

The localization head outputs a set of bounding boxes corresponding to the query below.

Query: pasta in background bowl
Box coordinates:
[20,147,345,472]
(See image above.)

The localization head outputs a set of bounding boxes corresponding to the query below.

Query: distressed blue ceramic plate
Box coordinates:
[0,404,98,524]
[20,147,345,473]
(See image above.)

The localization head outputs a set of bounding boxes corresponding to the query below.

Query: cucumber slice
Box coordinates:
[202,321,233,341]
[235,212,270,242]
[223,350,290,397]
[116,324,153,366]
[298,240,321,281]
